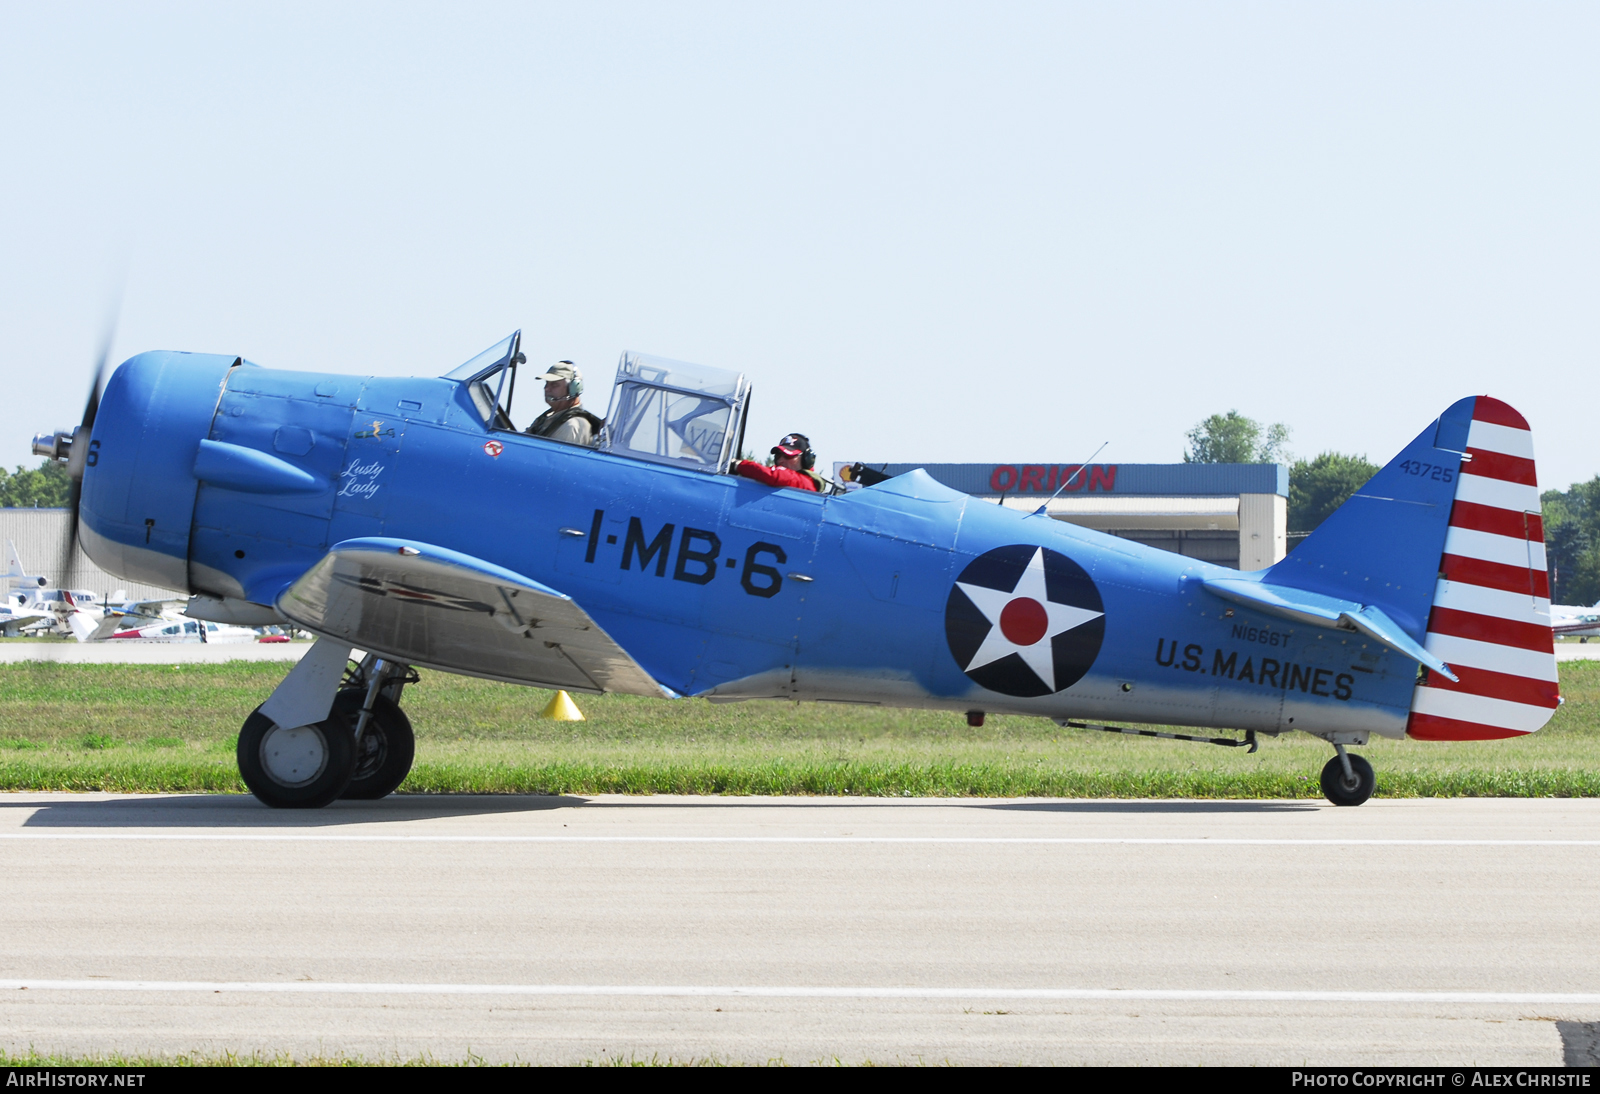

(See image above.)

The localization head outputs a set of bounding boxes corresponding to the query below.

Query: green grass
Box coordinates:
[0,660,1597,798]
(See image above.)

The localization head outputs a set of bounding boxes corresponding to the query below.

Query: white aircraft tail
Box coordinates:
[66,611,96,643]
[5,540,47,591]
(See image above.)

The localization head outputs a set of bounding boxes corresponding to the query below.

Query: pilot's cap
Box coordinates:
[533,360,580,385]
[773,432,811,458]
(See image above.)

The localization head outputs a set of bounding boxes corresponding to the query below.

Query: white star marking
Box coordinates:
[955,547,1104,692]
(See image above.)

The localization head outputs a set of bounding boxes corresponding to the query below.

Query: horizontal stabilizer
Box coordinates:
[276,538,668,697]
[1203,577,1457,681]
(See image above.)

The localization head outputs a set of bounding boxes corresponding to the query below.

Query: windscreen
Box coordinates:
[443,334,517,381]
[443,331,522,429]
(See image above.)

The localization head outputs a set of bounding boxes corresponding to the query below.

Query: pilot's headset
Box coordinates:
[556,360,581,398]
[773,432,816,471]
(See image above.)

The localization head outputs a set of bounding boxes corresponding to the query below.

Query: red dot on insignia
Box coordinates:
[998,597,1049,646]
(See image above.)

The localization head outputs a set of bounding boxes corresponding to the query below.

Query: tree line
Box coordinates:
[1184,410,1378,536]
[1186,410,1600,605]
[0,460,70,508]
[1544,480,1600,606]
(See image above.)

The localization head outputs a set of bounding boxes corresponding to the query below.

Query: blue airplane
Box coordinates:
[34,331,1560,808]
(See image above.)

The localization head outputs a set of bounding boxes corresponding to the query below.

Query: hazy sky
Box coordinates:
[3,3,1596,488]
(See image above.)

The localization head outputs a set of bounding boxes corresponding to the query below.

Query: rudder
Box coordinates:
[1407,397,1559,740]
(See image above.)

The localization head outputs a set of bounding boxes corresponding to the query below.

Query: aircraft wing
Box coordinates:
[1552,612,1600,636]
[0,607,52,629]
[84,613,127,641]
[275,537,669,697]
[119,599,183,618]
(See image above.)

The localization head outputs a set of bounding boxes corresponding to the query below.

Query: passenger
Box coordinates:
[734,433,825,492]
[525,361,603,446]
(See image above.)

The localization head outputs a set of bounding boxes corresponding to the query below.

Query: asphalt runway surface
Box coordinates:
[2,793,1599,1065]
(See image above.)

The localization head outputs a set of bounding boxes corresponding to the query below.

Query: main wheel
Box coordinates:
[237,704,356,809]
[1320,753,1376,807]
[336,690,415,800]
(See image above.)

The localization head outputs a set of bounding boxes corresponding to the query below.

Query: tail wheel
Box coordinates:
[237,706,356,809]
[1320,753,1376,807]
[335,689,416,800]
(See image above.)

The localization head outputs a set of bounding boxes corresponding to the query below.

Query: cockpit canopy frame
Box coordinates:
[596,352,751,474]
[443,335,752,473]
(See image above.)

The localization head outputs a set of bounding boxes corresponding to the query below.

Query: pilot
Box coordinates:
[526,361,603,446]
[734,433,825,492]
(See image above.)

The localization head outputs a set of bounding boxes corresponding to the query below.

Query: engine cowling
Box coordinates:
[79,352,240,592]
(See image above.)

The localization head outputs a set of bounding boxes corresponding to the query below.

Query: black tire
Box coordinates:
[337,690,415,800]
[237,704,356,809]
[1320,753,1376,807]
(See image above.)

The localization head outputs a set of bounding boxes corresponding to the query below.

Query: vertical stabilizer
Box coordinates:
[66,610,95,643]
[6,540,28,584]
[4,540,46,593]
[1266,401,1470,638]
[1407,397,1559,740]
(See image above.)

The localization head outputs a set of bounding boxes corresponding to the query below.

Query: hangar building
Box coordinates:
[0,508,178,600]
[837,462,1289,571]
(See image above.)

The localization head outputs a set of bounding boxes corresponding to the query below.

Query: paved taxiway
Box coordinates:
[1,793,1597,1065]
[0,642,308,664]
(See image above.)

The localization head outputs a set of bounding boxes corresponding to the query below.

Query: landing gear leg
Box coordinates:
[339,656,417,800]
[1320,745,1375,807]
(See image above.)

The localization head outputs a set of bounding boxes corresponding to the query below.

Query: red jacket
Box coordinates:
[735,460,817,491]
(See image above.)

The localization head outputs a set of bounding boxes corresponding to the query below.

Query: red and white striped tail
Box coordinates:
[1407,397,1559,740]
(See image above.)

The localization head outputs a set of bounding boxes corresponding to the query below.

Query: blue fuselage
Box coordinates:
[79,352,1417,737]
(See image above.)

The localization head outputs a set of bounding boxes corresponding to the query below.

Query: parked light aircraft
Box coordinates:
[95,615,257,643]
[33,332,1559,808]
[1552,599,1600,641]
[1,541,108,638]
[0,542,54,636]
[82,593,201,640]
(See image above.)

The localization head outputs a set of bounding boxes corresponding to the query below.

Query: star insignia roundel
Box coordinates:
[944,545,1106,698]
